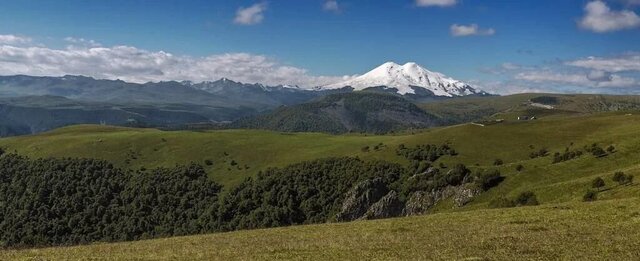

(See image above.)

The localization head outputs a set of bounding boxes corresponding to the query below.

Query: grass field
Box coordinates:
[1,111,639,200]
[1,107,640,259]
[3,197,639,260]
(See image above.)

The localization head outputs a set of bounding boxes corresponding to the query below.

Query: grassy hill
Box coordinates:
[420,93,640,124]
[3,198,639,260]
[1,104,640,257]
[1,110,639,201]
[232,92,441,134]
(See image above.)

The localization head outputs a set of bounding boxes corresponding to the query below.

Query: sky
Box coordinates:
[0,0,639,94]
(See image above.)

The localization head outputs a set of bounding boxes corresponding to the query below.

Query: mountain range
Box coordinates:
[0,62,485,136]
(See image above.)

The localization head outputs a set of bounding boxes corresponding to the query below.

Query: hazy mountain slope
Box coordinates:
[0,96,230,136]
[421,93,640,124]
[0,75,324,110]
[232,92,441,134]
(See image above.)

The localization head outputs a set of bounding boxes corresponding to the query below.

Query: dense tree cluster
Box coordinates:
[396,144,456,174]
[215,157,407,231]
[552,149,584,164]
[585,143,608,158]
[0,144,505,249]
[0,154,221,247]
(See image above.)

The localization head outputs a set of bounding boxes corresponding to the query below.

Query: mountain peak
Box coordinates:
[323,62,481,97]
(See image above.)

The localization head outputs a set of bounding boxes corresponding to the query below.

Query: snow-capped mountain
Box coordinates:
[323,62,481,97]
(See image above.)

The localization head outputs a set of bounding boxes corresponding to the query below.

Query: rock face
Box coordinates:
[452,185,482,207]
[337,178,483,221]
[404,185,481,216]
[361,191,403,220]
[336,178,389,222]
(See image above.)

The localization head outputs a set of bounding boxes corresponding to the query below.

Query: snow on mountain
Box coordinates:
[323,62,481,97]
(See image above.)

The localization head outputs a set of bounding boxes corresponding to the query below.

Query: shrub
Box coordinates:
[613,172,634,185]
[0,147,4,156]
[361,146,370,152]
[591,177,605,190]
[515,164,524,172]
[606,145,615,153]
[204,159,214,166]
[230,160,238,166]
[489,197,516,208]
[583,190,598,202]
[493,159,504,166]
[515,191,539,206]
[474,170,505,191]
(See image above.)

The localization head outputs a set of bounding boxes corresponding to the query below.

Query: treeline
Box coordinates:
[0,154,221,247]
[0,144,503,248]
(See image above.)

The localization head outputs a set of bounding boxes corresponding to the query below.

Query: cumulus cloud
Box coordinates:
[578,1,640,32]
[450,24,495,37]
[0,34,31,45]
[323,0,341,13]
[234,2,267,25]
[416,0,457,7]
[566,53,640,72]
[515,70,637,88]
[0,40,353,87]
[477,53,640,94]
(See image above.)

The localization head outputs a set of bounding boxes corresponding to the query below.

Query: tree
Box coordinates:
[583,190,597,202]
[591,177,605,191]
[613,172,634,185]
[493,159,504,166]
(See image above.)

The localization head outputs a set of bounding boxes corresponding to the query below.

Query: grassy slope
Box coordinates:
[3,198,639,260]
[1,105,640,258]
[1,111,640,198]
[420,93,640,122]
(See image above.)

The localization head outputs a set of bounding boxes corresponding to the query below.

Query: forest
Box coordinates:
[0,143,504,248]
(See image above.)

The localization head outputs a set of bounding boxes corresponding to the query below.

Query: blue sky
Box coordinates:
[0,0,639,94]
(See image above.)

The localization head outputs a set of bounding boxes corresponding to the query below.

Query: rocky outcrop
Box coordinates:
[452,185,482,207]
[403,185,481,216]
[336,178,388,222]
[361,191,403,220]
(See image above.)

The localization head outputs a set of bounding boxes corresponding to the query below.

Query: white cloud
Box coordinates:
[0,41,353,87]
[0,34,31,45]
[586,70,613,82]
[566,53,640,72]
[234,2,268,25]
[323,0,340,13]
[64,37,101,47]
[416,0,457,7]
[578,1,640,32]
[450,24,495,37]
[515,70,637,88]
